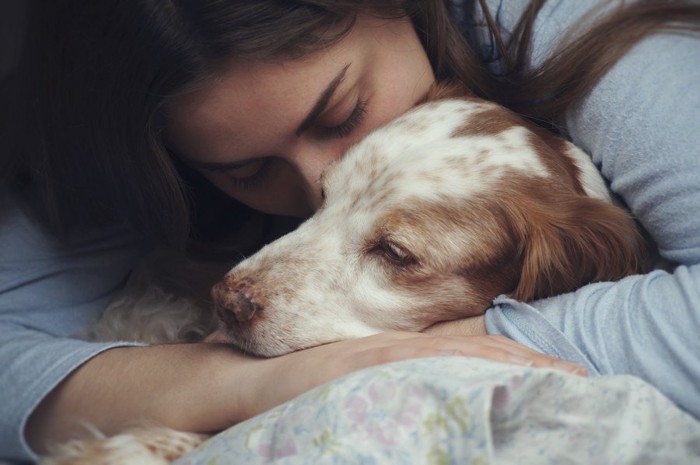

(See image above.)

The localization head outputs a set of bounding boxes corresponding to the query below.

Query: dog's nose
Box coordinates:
[212,279,262,325]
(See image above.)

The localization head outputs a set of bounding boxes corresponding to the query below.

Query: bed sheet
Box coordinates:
[174,357,700,464]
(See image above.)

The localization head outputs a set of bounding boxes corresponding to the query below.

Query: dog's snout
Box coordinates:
[212,278,263,325]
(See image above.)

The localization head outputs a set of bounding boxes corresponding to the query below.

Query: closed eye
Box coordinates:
[226,159,271,190]
[195,158,272,191]
[372,240,417,267]
[174,148,273,191]
[320,98,368,139]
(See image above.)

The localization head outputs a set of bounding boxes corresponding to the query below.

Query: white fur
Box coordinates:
[82,248,228,344]
[563,143,612,201]
[40,425,206,465]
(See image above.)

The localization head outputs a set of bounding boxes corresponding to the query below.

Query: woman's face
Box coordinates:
[166,15,435,217]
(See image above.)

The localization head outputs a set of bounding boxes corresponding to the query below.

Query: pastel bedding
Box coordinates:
[174,357,700,464]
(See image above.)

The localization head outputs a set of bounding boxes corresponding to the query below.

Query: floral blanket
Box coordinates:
[175,357,700,465]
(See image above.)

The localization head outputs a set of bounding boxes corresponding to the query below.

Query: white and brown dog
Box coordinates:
[211,86,647,357]
[45,86,647,464]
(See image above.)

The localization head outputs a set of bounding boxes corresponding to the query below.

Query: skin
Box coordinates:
[166,16,435,217]
[27,15,585,454]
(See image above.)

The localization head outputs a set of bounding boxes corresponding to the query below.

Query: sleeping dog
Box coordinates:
[210,85,648,357]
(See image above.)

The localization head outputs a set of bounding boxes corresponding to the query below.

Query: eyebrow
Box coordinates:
[175,64,352,173]
[295,63,351,136]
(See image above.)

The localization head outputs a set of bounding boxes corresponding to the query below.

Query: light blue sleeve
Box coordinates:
[481,0,700,419]
[0,192,146,462]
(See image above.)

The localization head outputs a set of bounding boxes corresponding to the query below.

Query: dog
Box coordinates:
[42,85,648,464]
[210,85,648,357]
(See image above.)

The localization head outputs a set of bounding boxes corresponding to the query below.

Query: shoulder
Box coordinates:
[1,189,144,264]
[1,190,148,335]
[452,1,632,71]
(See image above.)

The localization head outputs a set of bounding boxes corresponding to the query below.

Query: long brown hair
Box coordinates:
[1,0,698,252]
[467,0,700,125]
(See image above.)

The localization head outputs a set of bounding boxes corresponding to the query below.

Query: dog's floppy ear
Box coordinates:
[509,193,649,302]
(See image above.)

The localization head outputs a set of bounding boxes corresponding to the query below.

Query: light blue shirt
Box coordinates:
[468,0,700,418]
[2,0,699,461]
[0,193,146,462]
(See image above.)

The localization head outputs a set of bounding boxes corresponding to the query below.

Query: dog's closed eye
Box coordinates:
[370,240,417,267]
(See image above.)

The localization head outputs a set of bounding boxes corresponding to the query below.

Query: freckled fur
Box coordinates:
[214,86,649,357]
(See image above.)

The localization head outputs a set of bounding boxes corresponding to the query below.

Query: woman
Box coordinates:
[1,0,698,462]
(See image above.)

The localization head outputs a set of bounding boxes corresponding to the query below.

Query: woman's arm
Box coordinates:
[494,28,700,413]
[24,330,586,457]
[454,0,700,417]
[1,190,584,462]
[24,343,254,449]
[0,191,146,460]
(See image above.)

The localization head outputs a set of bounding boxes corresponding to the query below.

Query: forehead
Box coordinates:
[322,99,550,212]
[165,55,350,161]
[164,15,417,162]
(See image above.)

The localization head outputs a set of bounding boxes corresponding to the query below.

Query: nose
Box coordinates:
[288,140,346,211]
[211,278,263,327]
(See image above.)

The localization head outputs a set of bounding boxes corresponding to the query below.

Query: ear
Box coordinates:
[510,195,649,302]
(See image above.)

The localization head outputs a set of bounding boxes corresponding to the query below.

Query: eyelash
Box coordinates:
[227,99,368,190]
[324,98,368,139]
[226,160,271,191]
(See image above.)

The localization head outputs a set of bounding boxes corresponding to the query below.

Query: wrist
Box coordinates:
[423,315,487,336]
[156,343,261,431]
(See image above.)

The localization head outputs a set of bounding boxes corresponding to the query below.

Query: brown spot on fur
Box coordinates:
[451,106,521,138]
[425,84,589,199]
[363,165,647,326]
[448,91,588,197]
[492,176,649,300]
[364,199,524,325]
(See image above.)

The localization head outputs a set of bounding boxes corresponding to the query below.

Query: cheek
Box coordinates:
[364,55,434,127]
[201,169,314,218]
[363,81,433,134]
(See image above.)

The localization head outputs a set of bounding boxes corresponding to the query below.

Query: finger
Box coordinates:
[458,337,588,376]
[327,332,588,377]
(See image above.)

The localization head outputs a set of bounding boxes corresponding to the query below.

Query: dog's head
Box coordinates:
[212,91,648,356]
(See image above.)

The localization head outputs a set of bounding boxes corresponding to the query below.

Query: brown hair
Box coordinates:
[1,0,698,252]
[470,0,700,126]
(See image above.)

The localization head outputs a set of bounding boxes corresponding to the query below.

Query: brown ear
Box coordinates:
[510,194,649,302]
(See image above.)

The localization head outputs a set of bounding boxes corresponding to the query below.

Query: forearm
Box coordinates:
[26,343,256,453]
[23,328,591,459]
[485,265,700,418]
